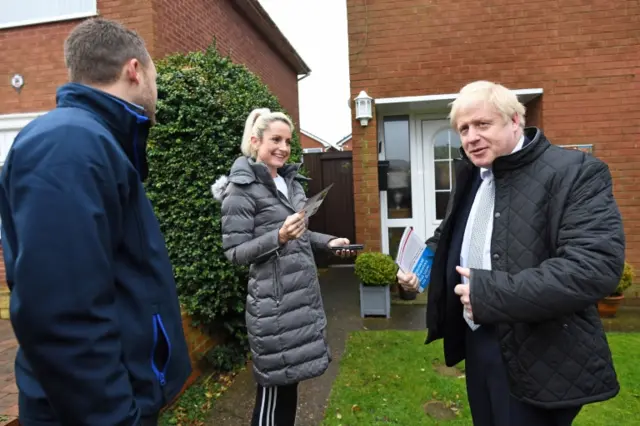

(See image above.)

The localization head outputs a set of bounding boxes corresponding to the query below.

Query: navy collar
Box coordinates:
[457,127,550,175]
[56,82,151,180]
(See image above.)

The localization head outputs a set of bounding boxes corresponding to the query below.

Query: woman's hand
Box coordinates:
[397,270,419,292]
[279,212,306,244]
[328,238,356,258]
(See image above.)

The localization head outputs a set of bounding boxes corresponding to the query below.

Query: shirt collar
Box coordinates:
[480,134,525,180]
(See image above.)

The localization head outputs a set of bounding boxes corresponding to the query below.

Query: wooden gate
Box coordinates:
[302,151,355,266]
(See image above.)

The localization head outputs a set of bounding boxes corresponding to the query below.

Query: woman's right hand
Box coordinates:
[278,212,306,244]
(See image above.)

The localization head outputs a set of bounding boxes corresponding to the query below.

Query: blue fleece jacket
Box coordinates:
[0,83,191,425]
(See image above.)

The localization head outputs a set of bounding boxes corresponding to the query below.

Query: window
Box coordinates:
[383,116,412,219]
[433,128,461,220]
[0,0,97,29]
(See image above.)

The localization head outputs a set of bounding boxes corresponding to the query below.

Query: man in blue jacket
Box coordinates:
[0,18,191,425]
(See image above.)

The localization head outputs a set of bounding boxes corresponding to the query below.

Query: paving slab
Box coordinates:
[0,321,18,426]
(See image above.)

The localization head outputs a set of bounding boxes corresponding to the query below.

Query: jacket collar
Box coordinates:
[228,156,308,186]
[492,127,550,174]
[479,134,526,179]
[55,82,151,180]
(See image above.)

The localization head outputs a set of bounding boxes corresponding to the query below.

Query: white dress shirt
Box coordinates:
[460,135,525,329]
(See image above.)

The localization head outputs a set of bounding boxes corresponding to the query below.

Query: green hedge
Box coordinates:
[145,43,303,354]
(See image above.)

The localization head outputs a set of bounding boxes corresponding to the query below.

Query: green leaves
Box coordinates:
[145,43,303,354]
[354,252,398,286]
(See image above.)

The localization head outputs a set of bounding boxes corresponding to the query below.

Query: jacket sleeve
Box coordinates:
[221,186,281,265]
[309,231,337,252]
[471,159,625,324]
[426,221,444,254]
[8,135,138,425]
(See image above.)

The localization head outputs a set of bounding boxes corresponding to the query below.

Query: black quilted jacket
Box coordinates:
[425,127,624,409]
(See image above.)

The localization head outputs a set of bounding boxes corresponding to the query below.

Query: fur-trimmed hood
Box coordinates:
[211,175,230,202]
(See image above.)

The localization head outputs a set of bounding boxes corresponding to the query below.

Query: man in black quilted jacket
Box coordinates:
[398,80,624,426]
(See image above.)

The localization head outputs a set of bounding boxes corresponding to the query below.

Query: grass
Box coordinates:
[322,331,640,425]
[577,333,640,425]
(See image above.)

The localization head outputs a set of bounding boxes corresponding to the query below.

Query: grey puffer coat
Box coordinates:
[212,156,336,387]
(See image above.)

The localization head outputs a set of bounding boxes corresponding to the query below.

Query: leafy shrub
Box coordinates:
[203,343,248,372]
[614,261,635,296]
[145,42,303,356]
[354,252,398,286]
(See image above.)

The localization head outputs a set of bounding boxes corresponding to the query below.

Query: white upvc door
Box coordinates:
[379,115,461,257]
[379,114,423,258]
[418,117,462,240]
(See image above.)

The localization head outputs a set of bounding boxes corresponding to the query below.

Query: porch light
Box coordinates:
[354,90,373,126]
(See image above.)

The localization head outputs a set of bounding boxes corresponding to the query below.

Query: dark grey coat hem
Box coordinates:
[518,386,620,410]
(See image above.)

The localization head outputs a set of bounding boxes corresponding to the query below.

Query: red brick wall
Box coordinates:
[152,0,300,125]
[177,310,220,393]
[347,0,640,264]
[0,0,155,115]
[1,0,300,125]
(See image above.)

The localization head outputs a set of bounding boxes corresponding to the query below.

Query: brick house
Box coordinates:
[336,134,353,151]
[0,0,309,383]
[0,0,309,157]
[300,129,337,152]
[347,0,640,270]
[300,129,349,152]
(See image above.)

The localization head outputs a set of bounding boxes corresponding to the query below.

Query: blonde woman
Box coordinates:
[212,108,353,425]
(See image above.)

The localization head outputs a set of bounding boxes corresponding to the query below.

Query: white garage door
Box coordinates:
[0,112,46,238]
[0,112,46,165]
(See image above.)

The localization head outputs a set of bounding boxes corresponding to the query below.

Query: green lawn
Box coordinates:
[322,331,640,425]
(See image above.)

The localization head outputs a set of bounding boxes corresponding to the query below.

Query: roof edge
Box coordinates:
[336,134,352,146]
[233,0,311,76]
[300,129,342,151]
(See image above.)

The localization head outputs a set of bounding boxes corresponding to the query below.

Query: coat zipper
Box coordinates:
[151,313,173,386]
[273,251,282,306]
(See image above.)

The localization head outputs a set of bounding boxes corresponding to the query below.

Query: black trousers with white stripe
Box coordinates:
[252,382,299,426]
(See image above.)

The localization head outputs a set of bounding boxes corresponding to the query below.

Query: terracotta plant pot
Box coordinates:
[597,295,624,318]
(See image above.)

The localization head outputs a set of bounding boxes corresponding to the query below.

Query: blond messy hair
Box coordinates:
[240,108,295,158]
[449,81,526,130]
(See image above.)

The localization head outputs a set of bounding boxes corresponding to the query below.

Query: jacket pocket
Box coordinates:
[272,255,282,305]
[151,312,173,387]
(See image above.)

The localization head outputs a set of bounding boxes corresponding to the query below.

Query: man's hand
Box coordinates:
[455,266,473,320]
[397,270,419,292]
[278,212,306,244]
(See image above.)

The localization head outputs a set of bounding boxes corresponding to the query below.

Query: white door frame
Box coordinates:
[379,113,423,255]
[379,112,448,255]
[418,115,458,241]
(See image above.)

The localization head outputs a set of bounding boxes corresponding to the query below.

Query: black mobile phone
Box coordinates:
[330,244,364,251]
